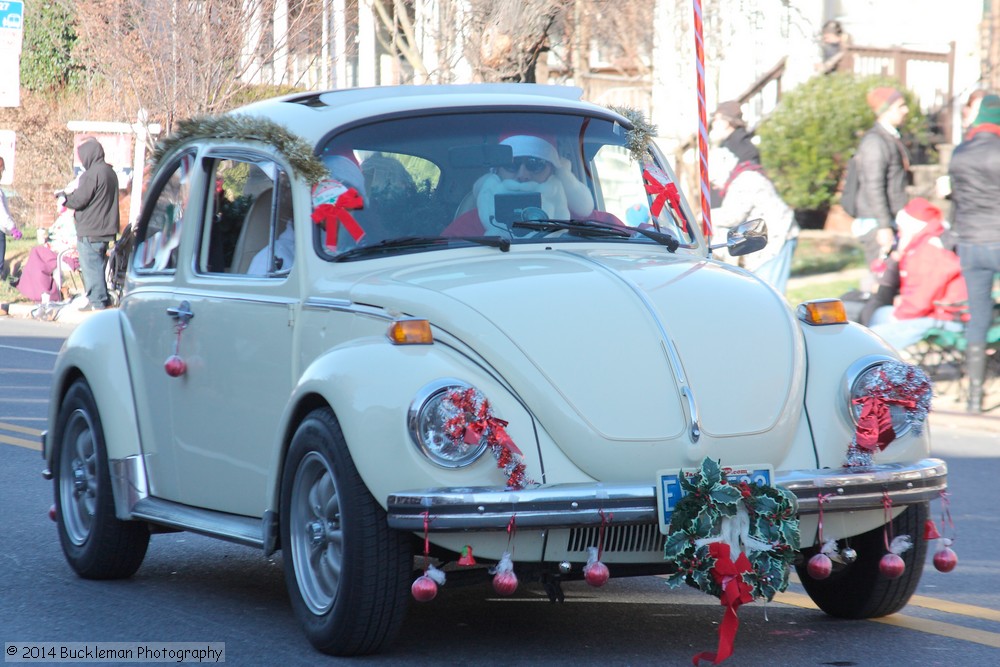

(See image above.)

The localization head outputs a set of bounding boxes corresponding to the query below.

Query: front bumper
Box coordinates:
[386,458,947,532]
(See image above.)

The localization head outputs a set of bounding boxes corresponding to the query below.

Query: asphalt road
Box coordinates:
[2,319,999,666]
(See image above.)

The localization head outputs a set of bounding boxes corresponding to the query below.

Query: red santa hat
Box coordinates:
[897,197,942,227]
[499,134,560,166]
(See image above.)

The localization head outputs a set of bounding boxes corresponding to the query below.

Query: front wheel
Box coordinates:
[53,379,149,579]
[796,502,928,618]
[280,408,411,656]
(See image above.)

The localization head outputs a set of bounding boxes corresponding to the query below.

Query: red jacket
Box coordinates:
[894,221,968,321]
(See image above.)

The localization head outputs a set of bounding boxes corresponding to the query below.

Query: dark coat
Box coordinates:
[64,139,120,238]
[853,123,910,230]
[948,128,1000,245]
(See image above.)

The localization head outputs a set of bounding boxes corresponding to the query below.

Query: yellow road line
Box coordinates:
[0,433,42,451]
[909,595,1000,623]
[775,591,1000,648]
[872,615,1000,648]
[0,422,43,436]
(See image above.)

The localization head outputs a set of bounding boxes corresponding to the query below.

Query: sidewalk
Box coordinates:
[4,298,94,325]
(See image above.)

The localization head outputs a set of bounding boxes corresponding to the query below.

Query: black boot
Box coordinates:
[966,343,986,413]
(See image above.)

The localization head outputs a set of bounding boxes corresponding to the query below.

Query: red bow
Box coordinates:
[852,394,916,451]
[693,542,754,666]
[643,169,682,218]
[312,187,365,248]
[464,417,523,456]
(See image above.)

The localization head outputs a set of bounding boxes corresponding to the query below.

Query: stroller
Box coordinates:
[104,223,134,307]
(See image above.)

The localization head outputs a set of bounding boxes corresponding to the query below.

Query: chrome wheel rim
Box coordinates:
[59,409,98,546]
[290,451,343,615]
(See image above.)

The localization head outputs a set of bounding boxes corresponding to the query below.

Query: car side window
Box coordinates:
[200,159,293,276]
[134,153,194,272]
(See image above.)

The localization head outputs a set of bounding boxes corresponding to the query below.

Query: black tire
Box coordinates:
[53,380,150,579]
[796,502,928,618]
[280,408,411,656]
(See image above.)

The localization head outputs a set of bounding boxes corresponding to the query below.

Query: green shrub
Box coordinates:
[757,73,928,211]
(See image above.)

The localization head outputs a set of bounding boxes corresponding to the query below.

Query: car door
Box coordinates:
[124,150,297,518]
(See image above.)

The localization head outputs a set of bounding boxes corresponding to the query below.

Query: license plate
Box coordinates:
[655,464,773,534]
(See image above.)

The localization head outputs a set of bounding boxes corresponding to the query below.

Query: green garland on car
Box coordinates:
[663,457,800,602]
[152,114,329,186]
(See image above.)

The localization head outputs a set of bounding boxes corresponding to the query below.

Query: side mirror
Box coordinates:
[725,218,768,256]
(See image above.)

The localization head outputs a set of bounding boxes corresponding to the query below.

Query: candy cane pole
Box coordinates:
[692,0,712,239]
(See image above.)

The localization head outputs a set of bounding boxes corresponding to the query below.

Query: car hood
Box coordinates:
[345,247,805,476]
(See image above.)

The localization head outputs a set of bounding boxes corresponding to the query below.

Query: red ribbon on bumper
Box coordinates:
[693,542,754,666]
[312,187,365,248]
[643,169,682,218]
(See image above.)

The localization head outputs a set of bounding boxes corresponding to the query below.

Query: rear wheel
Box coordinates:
[796,502,928,618]
[53,379,149,579]
[280,408,411,656]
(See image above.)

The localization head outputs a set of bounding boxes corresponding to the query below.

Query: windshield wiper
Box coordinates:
[332,235,510,261]
[511,218,679,252]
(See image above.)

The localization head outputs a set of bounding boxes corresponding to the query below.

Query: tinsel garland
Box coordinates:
[845,361,932,467]
[442,388,532,490]
[151,114,329,186]
[607,106,658,162]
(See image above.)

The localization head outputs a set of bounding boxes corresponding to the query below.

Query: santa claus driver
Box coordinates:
[445,134,596,236]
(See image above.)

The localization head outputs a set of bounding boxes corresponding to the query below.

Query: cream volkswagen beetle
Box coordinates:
[44,84,947,656]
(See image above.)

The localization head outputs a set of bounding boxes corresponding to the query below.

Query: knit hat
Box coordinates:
[714,101,746,128]
[971,94,1000,127]
[866,87,904,115]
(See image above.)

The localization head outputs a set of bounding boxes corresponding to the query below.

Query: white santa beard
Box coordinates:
[476,173,570,231]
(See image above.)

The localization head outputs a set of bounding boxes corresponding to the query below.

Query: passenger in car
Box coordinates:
[443,134,595,236]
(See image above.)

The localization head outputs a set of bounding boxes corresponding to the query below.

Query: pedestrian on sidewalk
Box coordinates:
[851,87,912,291]
[948,93,1000,413]
[61,138,119,311]
[709,147,799,293]
[1,156,24,280]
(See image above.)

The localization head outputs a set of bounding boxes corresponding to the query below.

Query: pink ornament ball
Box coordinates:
[492,570,518,596]
[584,561,610,587]
[411,575,438,602]
[807,553,833,580]
[164,355,187,377]
[933,547,958,573]
[879,553,905,579]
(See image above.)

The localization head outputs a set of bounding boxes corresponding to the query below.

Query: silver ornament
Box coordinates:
[559,561,572,574]
[841,547,858,564]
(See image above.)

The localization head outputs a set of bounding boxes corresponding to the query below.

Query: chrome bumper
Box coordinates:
[385,458,947,532]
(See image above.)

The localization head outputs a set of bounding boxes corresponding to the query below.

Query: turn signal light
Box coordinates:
[797,299,848,326]
[387,319,434,345]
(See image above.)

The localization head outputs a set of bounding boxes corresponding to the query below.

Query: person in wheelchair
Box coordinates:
[444,133,595,236]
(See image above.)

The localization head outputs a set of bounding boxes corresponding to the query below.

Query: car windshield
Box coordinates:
[314,111,699,260]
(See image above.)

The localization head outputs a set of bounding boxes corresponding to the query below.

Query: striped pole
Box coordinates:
[692,0,712,239]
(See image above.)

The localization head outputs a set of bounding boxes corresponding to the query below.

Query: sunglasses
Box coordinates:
[500,157,551,174]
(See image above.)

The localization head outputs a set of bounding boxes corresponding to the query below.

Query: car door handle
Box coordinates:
[166,301,194,325]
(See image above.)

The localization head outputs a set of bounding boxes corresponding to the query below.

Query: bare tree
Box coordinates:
[69,0,327,134]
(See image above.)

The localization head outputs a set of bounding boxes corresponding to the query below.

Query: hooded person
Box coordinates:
[445,134,594,236]
[62,138,120,310]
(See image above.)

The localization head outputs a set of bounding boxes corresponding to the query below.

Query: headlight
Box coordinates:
[408,380,489,468]
[845,356,914,438]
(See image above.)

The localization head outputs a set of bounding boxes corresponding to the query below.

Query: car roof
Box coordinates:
[233,83,627,147]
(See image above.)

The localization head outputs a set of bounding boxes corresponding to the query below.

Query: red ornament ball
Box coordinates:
[48,504,57,522]
[411,575,438,602]
[933,547,958,573]
[807,553,833,580]
[164,355,187,377]
[584,561,610,587]
[879,553,905,579]
[492,570,518,596]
